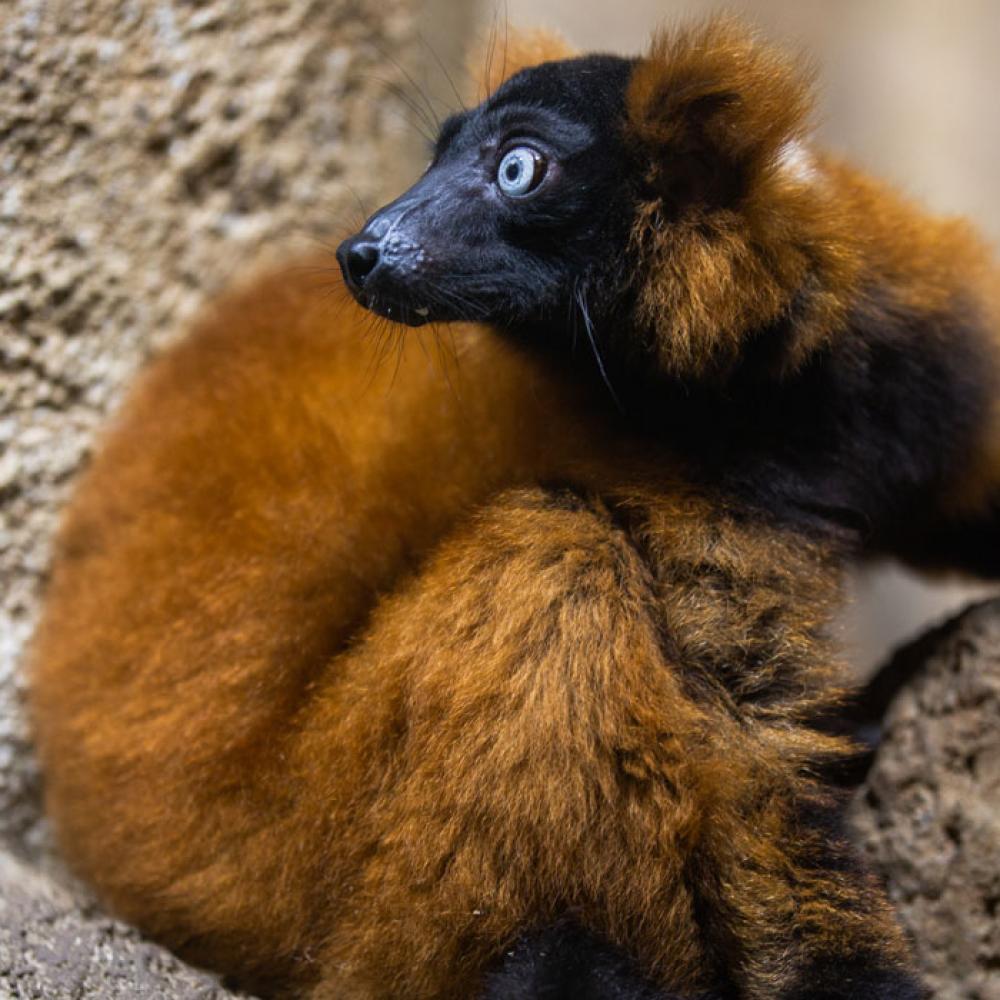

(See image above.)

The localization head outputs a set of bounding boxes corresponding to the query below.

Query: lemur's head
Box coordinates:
[338,42,635,332]
[338,19,859,379]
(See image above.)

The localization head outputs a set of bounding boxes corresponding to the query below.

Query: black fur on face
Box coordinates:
[337,55,638,331]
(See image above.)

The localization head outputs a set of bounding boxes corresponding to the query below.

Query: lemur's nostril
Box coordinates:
[337,237,381,292]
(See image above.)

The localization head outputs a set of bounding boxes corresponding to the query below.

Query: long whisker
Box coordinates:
[575,282,623,412]
[500,2,510,89]
[389,326,408,390]
[359,303,406,390]
[482,16,499,102]
[342,184,371,223]
[417,31,467,113]
[365,77,437,143]
[429,283,490,321]
[368,42,443,131]
[430,324,464,405]
[567,282,580,356]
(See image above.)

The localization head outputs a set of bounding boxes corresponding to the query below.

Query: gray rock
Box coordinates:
[0,1,425,995]
[0,0,423,857]
[851,599,1000,1000]
[0,851,243,999]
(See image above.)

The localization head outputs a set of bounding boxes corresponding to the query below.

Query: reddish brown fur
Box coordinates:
[29,17,1000,999]
[28,268,909,998]
[625,18,1000,383]
[623,19,1000,555]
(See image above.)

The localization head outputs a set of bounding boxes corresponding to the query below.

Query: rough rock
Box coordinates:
[0,0,421,995]
[0,851,244,999]
[851,599,1000,1000]
[0,0,422,856]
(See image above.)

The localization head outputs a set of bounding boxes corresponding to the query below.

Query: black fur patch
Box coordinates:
[881,497,1000,578]
[588,286,999,557]
[341,54,642,330]
[490,55,638,139]
[783,960,927,1000]
[480,919,730,1000]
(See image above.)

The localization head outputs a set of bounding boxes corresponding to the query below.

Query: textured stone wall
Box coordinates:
[0,0,424,855]
[0,850,244,998]
[0,1,424,992]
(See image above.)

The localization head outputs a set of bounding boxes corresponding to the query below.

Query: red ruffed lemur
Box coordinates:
[29,17,1000,1000]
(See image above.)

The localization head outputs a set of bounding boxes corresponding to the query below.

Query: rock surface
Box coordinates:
[0,851,243,999]
[0,0,420,855]
[0,0,420,995]
[850,599,1000,1000]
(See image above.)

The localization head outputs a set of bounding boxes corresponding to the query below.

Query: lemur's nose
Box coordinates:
[337,236,381,292]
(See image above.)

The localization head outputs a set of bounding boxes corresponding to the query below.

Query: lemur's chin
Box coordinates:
[360,296,433,327]
[349,282,466,328]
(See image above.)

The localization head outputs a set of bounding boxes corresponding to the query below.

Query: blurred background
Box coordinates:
[418,0,1000,674]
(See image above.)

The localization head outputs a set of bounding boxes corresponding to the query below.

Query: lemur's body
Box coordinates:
[30,20,1000,1000]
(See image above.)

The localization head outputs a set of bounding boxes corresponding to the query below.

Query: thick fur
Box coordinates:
[619,20,1000,567]
[30,16,1000,1000]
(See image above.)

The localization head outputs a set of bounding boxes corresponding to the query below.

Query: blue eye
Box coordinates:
[496,146,547,197]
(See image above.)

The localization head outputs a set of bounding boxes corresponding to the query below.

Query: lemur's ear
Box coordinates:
[467,26,577,100]
[626,18,814,210]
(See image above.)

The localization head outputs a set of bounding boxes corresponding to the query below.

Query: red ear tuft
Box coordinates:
[466,26,578,101]
[627,17,815,206]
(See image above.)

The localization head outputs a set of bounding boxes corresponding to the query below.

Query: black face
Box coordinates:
[337,55,637,330]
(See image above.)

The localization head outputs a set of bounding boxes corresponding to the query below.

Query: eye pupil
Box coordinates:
[497,146,547,198]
